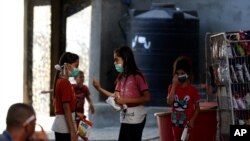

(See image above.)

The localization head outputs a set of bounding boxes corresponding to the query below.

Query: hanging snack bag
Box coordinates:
[77,118,93,140]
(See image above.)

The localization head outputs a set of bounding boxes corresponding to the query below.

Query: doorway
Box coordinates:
[66,6,92,118]
[31,2,92,131]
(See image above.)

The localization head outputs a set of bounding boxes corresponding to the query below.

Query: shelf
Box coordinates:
[208,31,250,132]
[234,109,250,119]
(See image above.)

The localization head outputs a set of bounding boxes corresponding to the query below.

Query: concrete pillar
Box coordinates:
[88,0,124,127]
[89,0,102,103]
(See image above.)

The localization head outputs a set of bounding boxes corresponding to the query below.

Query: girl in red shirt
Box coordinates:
[167,56,200,141]
[72,70,95,125]
[51,52,79,141]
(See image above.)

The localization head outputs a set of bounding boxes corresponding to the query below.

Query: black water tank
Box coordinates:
[125,8,199,106]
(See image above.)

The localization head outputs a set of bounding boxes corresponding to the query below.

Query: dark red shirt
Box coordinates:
[72,84,90,113]
[54,78,76,115]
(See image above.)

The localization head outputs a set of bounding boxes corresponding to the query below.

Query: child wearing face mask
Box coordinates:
[93,45,151,141]
[167,56,200,141]
[51,52,80,141]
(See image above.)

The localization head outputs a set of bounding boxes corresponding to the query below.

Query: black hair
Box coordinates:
[58,52,79,66]
[53,52,79,96]
[6,103,35,128]
[173,56,192,75]
[114,45,144,82]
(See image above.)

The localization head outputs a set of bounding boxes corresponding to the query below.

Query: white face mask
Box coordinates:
[178,74,188,83]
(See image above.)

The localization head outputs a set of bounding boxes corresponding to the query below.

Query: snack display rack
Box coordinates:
[207,31,250,140]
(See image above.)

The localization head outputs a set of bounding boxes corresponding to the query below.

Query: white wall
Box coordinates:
[0,0,24,131]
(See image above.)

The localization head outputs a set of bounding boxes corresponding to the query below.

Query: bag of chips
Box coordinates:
[77,118,93,140]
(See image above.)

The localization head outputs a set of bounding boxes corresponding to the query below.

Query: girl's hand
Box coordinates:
[92,79,101,90]
[172,74,179,86]
[115,97,125,105]
[188,120,194,128]
[70,131,78,141]
[89,104,95,114]
[76,112,86,119]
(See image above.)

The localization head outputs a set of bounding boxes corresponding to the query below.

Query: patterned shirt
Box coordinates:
[168,84,200,126]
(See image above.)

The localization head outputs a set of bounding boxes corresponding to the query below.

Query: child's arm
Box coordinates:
[167,75,179,105]
[92,79,113,97]
[188,102,200,128]
[63,103,78,141]
[167,85,176,105]
[86,90,95,114]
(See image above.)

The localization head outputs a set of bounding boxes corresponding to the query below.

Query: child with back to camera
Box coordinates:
[167,56,200,141]
[93,45,151,141]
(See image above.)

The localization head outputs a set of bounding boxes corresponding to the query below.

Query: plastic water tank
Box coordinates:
[125,8,199,106]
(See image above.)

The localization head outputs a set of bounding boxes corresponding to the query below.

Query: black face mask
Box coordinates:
[178,74,188,83]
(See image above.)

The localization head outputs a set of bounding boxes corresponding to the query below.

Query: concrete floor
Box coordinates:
[46,127,160,141]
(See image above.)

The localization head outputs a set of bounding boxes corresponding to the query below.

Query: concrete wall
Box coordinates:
[89,0,102,103]
[167,0,250,82]
[89,0,250,127]
[131,0,250,82]
[90,0,250,101]
[90,0,127,103]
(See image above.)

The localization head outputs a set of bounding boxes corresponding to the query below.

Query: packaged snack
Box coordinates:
[243,63,250,82]
[77,119,93,140]
[243,93,250,108]
[239,31,250,55]
[232,96,239,109]
[235,64,245,83]
[230,65,238,83]
[236,97,246,109]
[231,45,238,57]
[227,46,233,58]
[235,43,245,56]
[234,92,246,109]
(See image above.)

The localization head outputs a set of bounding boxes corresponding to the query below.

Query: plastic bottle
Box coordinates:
[181,123,189,141]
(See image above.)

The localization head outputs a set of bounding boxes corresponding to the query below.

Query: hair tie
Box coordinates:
[54,64,62,71]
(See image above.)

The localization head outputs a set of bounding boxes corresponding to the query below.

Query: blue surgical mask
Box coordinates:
[115,64,124,73]
[69,68,79,77]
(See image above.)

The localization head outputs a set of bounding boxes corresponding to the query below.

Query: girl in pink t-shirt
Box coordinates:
[93,45,151,141]
[167,56,200,141]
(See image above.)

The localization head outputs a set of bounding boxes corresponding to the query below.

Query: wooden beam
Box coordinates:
[50,0,66,116]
